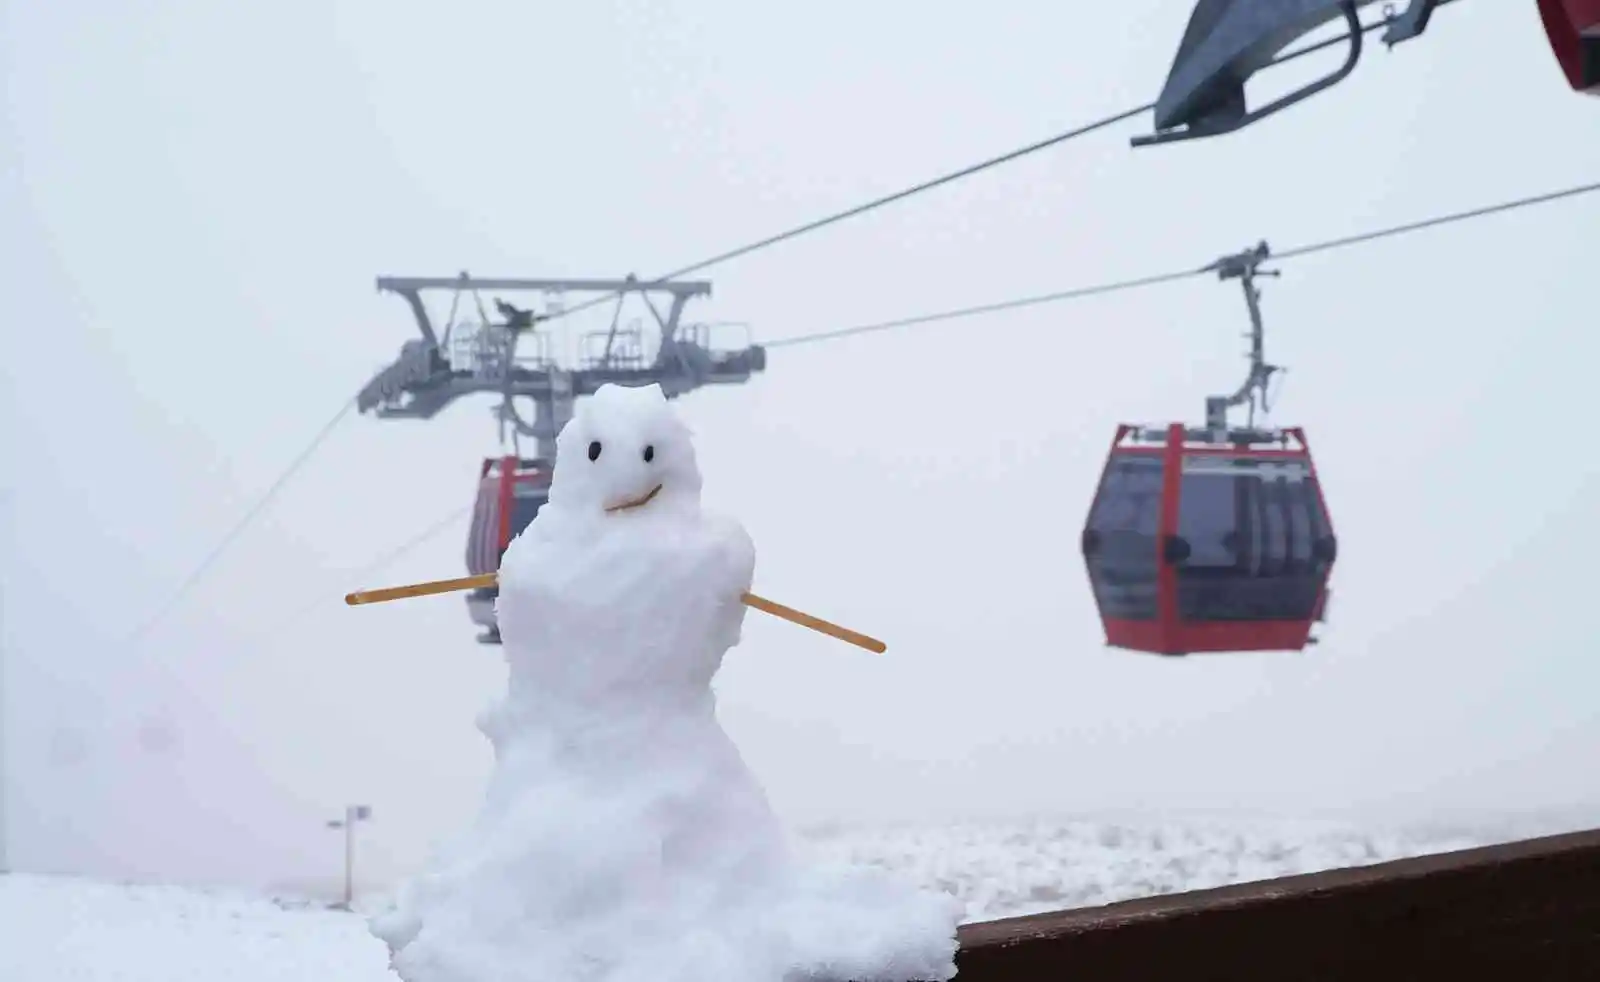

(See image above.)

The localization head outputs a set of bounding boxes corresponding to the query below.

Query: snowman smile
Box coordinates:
[604,483,664,514]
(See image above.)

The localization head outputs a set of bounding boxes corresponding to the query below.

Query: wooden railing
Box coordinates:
[952,827,1600,981]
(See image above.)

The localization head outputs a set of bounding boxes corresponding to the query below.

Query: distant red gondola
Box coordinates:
[1082,425,1335,655]
[465,455,551,644]
[1081,243,1336,656]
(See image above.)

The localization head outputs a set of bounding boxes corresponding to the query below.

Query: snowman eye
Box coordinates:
[643,445,655,463]
[588,441,602,462]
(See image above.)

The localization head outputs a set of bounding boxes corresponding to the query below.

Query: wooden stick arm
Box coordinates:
[345,573,885,654]
[345,573,497,606]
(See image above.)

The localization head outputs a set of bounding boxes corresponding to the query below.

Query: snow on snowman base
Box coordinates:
[368,383,961,982]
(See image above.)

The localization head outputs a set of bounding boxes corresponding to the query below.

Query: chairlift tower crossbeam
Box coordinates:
[355,273,767,460]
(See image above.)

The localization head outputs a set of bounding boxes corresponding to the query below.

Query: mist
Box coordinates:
[3,0,1596,896]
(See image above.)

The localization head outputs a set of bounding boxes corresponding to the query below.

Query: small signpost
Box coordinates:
[325,804,372,910]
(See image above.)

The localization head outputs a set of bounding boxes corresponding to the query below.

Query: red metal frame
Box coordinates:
[465,458,552,576]
[1086,424,1336,656]
[1540,0,1600,94]
[491,458,552,551]
[496,454,517,553]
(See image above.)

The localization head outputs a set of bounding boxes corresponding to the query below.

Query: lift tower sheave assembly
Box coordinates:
[354,273,768,643]
[357,274,766,458]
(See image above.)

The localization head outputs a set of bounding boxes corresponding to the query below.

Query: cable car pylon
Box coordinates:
[355,272,767,643]
[1081,243,1336,657]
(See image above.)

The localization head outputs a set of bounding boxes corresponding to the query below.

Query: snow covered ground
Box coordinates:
[0,873,394,982]
[796,816,1494,922]
[0,817,1518,981]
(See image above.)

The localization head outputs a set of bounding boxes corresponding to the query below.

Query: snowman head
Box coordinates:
[547,383,703,516]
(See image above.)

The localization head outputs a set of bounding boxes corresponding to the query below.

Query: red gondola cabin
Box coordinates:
[1539,0,1600,95]
[464,456,551,644]
[1081,424,1336,655]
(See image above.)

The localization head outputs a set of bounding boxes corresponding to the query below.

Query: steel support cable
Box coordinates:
[766,176,1600,349]
[763,269,1205,349]
[535,2,1431,325]
[1274,178,1600,260]
[250,502,473,650]
[536,101,1153,327]
[125,398,358,645]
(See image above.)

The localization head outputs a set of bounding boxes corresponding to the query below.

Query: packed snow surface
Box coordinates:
[797,815,1496,922]
[0,817,1528,982]
[0,873,394,982]
[368,383,962,982]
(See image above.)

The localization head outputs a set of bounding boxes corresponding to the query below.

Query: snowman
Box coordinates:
[369,383,960,982]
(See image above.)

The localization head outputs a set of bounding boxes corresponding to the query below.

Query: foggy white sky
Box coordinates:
[3,0,1597,895]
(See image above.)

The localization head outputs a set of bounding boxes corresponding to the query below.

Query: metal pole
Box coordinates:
[0,488,12,875]
[327,805,369,910]
[343,805,355,909]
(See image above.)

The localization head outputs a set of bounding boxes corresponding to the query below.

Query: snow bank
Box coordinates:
[370,383,961,982]
[0,872,395,982]
[799,815,1498,923]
